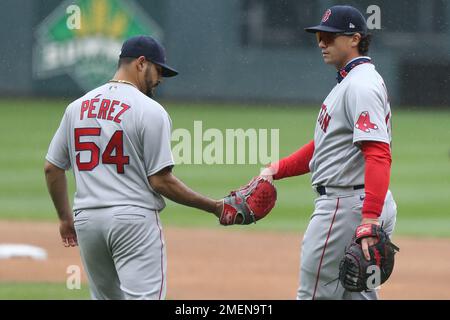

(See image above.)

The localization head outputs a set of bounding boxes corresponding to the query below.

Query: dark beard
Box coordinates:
[146,87,154,98]
[146,82,160,99]
[145,80,155,98]
[144,67,156,98]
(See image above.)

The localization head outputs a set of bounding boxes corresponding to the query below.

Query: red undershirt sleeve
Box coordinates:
[271,140,315,180]
[360,141,392,219]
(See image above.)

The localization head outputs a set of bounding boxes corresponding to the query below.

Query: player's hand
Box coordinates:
[59,218,78,247]
[259,166,275,183]
[360,218,380,260]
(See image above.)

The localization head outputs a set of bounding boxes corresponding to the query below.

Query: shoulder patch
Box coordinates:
[355,111,378,132]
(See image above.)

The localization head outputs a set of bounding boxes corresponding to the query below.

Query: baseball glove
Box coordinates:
[339,224,400,292]
[219,176,277,225]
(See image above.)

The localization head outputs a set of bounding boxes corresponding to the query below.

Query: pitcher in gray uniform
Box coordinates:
[260,5,397,299]
[44,36,223,299]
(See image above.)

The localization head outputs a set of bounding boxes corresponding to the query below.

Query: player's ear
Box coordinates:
[351,33,362,49]
[136,56,147,72]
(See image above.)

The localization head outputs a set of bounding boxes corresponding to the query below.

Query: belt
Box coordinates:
[316,184,364,196]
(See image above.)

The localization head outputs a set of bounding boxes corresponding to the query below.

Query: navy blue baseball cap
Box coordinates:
[305,5,367,35]
[119,35,178,77]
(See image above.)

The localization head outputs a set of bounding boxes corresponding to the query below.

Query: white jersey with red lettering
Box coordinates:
[309,57,392,187]
[46,82,174,211]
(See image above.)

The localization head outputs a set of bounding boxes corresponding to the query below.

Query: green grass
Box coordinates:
[0,282,90,299]
[0,99,449,237]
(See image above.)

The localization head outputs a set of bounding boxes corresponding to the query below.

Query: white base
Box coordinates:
[0,244,48,260]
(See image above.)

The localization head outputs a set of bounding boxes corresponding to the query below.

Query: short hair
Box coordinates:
[117,57,136,69]
[358,33,372,55]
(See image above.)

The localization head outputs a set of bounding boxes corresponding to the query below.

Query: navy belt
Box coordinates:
[316,184,364,196]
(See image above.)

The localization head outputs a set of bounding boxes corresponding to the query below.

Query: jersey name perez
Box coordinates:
[80,97,130,124]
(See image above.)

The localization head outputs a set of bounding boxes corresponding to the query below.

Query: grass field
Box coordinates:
[0,282,90,300]
[0,98,449,237]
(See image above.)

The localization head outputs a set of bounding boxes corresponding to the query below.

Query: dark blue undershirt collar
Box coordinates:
[337,57,372,83]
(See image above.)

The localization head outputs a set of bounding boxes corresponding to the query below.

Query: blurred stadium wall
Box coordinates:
[0,0,449,106]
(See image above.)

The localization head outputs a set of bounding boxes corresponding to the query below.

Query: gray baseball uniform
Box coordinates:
[297,57,397,300]
[46,82,174,299]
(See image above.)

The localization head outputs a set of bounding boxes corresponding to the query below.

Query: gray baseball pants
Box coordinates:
[297,188,397,300]
[74,206,166,300]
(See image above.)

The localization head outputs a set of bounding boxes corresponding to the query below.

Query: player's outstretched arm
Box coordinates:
[260,139,315,182]
[149,168,277,226]
[148,166,223,218]
[44,161,78,247]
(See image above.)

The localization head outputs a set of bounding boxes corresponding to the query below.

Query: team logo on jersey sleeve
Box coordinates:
[355,111,378,133]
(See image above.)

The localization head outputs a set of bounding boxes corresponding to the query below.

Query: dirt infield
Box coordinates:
[1,221,449,299]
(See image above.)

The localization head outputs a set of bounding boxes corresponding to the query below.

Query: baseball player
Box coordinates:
[44,35,223,300]
[260,5,397,299]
